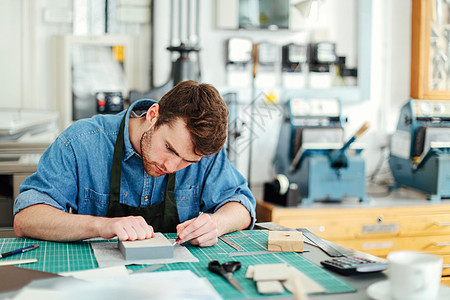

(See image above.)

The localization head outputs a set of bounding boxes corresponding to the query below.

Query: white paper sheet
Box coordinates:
[59,265,130,282]
[13,270,223,300]
[12,288,61,300]
[91,239,198,268]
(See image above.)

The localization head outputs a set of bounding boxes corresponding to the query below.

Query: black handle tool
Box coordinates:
[208,260,243,292]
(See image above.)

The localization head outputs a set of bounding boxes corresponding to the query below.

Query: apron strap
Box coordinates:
[110,111,127,203]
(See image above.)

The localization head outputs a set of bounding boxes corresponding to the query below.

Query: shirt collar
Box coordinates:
[123,99,157,161]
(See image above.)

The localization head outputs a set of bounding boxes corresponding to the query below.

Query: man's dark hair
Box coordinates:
[155,80,228,156]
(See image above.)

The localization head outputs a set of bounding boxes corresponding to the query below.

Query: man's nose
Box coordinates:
[164,157,182,173]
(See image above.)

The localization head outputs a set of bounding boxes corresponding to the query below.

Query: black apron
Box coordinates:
[106,111,180,233]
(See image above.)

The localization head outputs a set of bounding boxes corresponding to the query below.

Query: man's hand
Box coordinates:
[97,216,155,241]
[175,213,219,247]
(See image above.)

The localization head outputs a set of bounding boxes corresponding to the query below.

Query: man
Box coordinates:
[14,80,256,247]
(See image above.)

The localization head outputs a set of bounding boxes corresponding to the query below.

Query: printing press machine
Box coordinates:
[265,98,370,206]
[389,99,450,201]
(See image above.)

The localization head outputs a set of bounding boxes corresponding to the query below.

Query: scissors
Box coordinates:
[208,260,243,292]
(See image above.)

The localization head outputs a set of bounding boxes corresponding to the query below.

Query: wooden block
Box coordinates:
[253,263,290,281]
[256,280,285,294]
[245,265,254,279]
[268,231,303,252]
[118,232,174,260]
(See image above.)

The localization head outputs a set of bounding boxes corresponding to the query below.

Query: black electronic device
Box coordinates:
[320,256,388,276]
[309,42,337,65]
[263,175,299,207]
[96,92,123,114]
[282,43,308,72]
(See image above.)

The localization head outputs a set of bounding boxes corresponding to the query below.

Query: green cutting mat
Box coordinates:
[0,230,356,298]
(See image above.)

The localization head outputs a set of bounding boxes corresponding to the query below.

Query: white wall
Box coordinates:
[352,0,411,181]
[0,0,26,109]
[0,0,151,112]
[0,0,74,110]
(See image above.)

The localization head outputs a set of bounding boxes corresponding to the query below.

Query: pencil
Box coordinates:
[0,244,39,259]
[173,211,204,246]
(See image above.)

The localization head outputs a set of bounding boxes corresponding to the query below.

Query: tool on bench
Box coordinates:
[228,250,282,257]
[208,260,243,292]
[226,250,309,257]
[320,256,388,276]
[0,244,39,259]
[219,236,244,251]
[296,228,345,257]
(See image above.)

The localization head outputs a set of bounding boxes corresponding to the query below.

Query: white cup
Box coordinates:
[387,251,443,300]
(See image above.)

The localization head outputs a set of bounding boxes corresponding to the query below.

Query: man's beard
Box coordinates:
[140,128,168,177]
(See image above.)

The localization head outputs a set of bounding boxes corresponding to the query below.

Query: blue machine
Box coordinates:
[270,98,370,205]
[389,100,450,201]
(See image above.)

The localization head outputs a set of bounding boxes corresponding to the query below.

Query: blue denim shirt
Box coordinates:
[14,100,256,228]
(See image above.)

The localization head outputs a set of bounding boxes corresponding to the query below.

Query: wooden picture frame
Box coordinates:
[411,0,450,99]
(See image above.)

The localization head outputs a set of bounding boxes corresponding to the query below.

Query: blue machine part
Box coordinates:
[389,99,450,201]
[273,98,369,204]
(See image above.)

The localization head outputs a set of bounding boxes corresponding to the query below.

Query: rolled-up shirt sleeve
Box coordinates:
[14,189,66,214]
[200,148,256,229]
[14,135,79,215]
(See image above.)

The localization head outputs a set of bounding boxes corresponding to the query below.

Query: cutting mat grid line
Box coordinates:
[0,231,355,298]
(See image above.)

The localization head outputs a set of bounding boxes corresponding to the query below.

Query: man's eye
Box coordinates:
[166,144,175,153]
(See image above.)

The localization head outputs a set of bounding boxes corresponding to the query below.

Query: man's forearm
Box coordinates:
[14,204,105,242]
[211,201,252,236]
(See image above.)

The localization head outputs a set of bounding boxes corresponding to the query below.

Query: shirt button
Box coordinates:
[144,196,148,202]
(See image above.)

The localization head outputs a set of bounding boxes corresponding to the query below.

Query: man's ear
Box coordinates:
[146,104,159,126]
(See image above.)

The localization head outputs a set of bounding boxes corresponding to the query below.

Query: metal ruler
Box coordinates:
[226,250,308,257]
[219,236,243,251]
[297,228,345,257]
[228,250,282,257]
